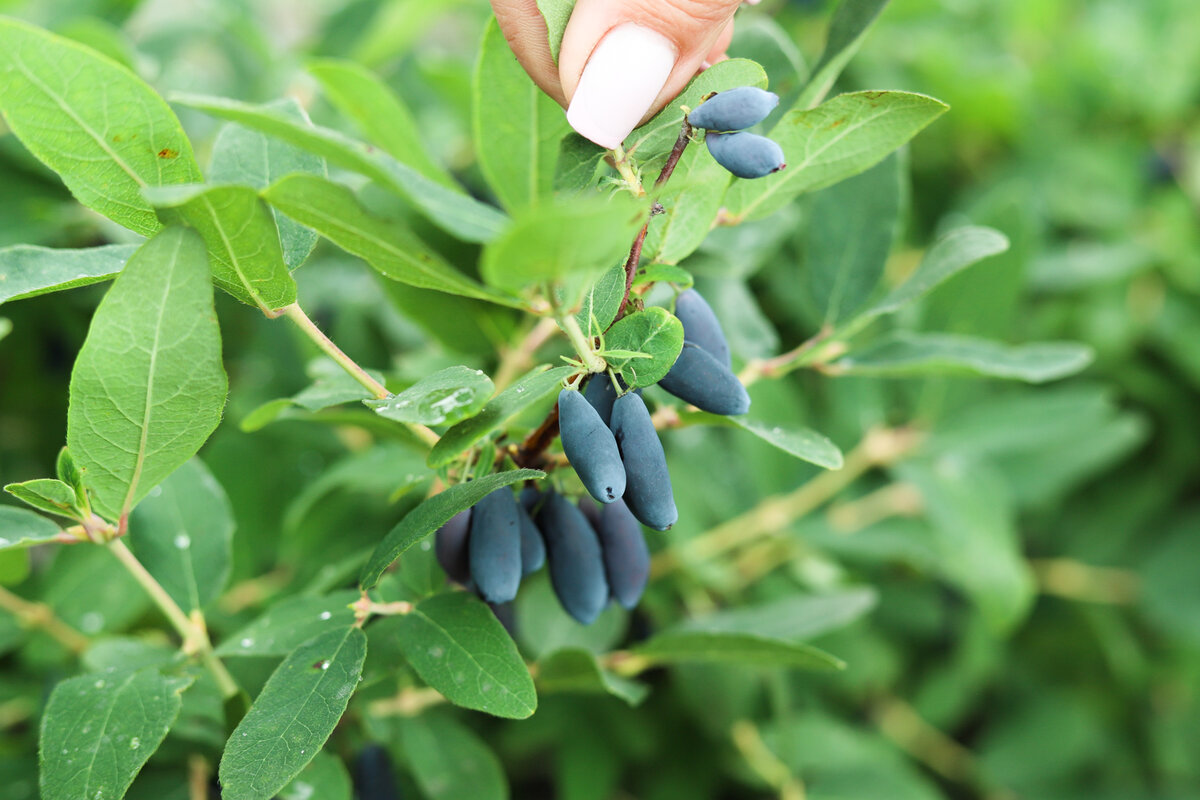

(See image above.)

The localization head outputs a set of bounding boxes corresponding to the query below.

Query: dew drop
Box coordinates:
[174,533,190,549]
[93,679,106,689]
[241,638,254,648]
[149,486,163,498]
[81,612,104,634]
[428,646,444,659]
[129,737,140,750]
[319,611,332,620]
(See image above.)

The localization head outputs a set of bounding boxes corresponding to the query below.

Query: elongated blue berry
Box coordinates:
[583,373,618,426]
[659,343,751,416]
[558,388,626,503]
[353,745,399,800]
[468,488,523,603]
[434,509,471,584]
[597,498,650,610]
[536,491,610,624]
[517,501,546,576]
[578,495,602,530]
[706,131,786,179]
[687,86,779,132]
[675,289,731,368]
[610,393,678,531]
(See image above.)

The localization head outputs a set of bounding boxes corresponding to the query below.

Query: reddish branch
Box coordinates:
[615,117,695,319]
[515,119,695,469]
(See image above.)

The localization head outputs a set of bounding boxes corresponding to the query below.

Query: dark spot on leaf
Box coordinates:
[112,134,122,142]
[830,119,845,129]
[312,660,330,670]
[157,148,178,159]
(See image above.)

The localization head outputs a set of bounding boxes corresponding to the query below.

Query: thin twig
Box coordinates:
[281,303,389,399]
[0,584,89,654]
[652,427,921,578]
[107,540,239,698]
[615,117,695,320]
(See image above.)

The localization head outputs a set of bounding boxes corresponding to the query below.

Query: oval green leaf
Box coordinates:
[426,366,573,468]
[66,227,228,521]
[0,505,63,551]
[219,626,367,800]
[215,590,360,658]
[0,18,202,236]
[366,366,494,426]
[603,307,684,388]
[39,667,193,800]
[395,592,537,719]
[0,244,139,306]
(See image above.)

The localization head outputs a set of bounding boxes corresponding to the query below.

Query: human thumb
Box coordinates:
[558,0,744,149]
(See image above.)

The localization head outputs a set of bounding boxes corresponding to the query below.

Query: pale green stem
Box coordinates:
[559,313,606,374]
[0,584,89,654]
[107,540,239,698]
[281,303,440,448]
[281,303,390,400]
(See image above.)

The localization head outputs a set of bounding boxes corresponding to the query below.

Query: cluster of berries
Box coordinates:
[433,289,748,624]
[689,86,786,179]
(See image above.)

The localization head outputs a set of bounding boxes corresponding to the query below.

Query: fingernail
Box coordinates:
[566,24,676,150]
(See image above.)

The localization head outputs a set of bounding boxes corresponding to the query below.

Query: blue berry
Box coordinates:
[687,87,779,132]
[706,131,786,179]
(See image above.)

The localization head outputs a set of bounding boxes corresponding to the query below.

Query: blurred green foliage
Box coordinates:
[1,0,1198,798]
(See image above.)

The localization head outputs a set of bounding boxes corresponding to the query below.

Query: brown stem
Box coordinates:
[615,117,695,320]
[0,585,89,654]
[514,402,561,469]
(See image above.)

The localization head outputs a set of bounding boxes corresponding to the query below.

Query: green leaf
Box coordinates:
[0,317,8,341]
[426,366,573,469]
[0,18,202,236]
[806,154,902,324]
[262,174,515,306]
[895,458,1034,633]
[796,0,891,109]
[278,752,352,800]
[632,631,844,671]
[216,590,360,657]
[635,263,694,289]
[394,592,537,719]
[514,573,628,660]
[628,59,769,159]
[208,98,326,271]
[128,459,233,613]
[724,91,948,222]
[474,20,570,212]
[399,713,509,800]
[730,417,844,470]
[852,226,1010,328]
[359,469,545,590]
[603,307,684,388]
[241,358,387,431]
[536,0,576,62]
[366,366,494,426]
[574,264,627,337]
[171,93,508,244]
[555,134,606,194]
[3,479,81,520]
[643,145,732,265]
[675,588,878,640]
[0,505,63,550]
[39,667,193,800]
[0,244,139,306]
[308,58,454,189]
[145,184,296,313]
[835,333,1095,383]
[219,626,367,800]
[66,227,227,521]
[480,195,645,295]
[536,648,649,706]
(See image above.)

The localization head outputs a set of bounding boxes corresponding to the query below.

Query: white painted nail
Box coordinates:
[566,23,677,150]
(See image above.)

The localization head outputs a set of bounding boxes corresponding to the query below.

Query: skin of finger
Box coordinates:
[490,0,568,105]
[704,19,734,66]
[559,0,743,123]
